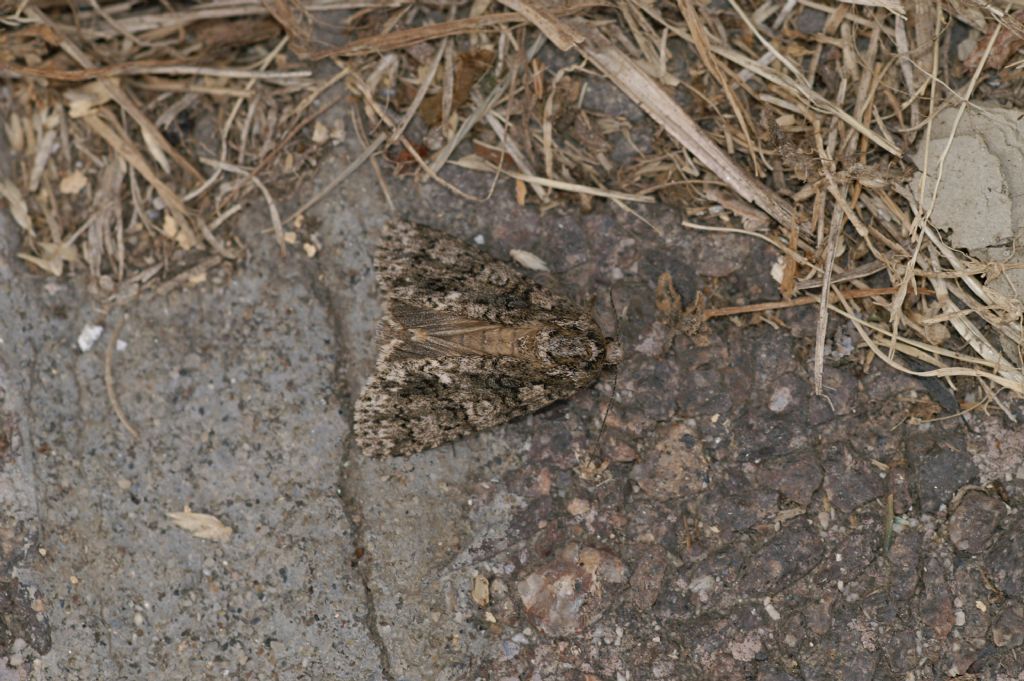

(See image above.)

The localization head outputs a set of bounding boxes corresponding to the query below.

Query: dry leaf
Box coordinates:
[962,9,1024,71]
[18,253,62,276]
[167,511,233,541]
[64,82,113,118]
[28,127,57,192]
[509,248,550,272]
[193,17,282,49]
[17,241,77,277]
[0,180,34,234]
[839,0,905,15]
[5,113,25,152]
[59,170,88,195]
[329,122,346,143]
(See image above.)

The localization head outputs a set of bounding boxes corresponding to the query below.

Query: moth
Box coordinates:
[354,221,621,457]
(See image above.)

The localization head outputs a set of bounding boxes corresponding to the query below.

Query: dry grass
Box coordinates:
[2,0,1024,412]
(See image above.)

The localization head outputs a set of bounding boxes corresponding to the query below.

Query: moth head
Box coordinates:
[603,340,623,365]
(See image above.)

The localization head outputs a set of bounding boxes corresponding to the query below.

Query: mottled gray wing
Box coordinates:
[353,355,590,457]
[376,221,587,326]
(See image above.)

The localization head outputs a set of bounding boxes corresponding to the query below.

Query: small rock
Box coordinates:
[822,444,885,512]
[918,557,954,638]
[768,386,793,413]
[985,518,1024,597]
[805,601,832,636]
[993,604,1024,648]
[729,631,763,662]
[756,450,823,506]
[509,249,550,272]
[76,324,104,352]
[632,423,707,500]
[739,518,824,594]
[518,543,628,636]
[628,546,668,610]
[567,498,590,516]
[471,574,490,608]
[500,639,520,660]
[948,490,1005,553]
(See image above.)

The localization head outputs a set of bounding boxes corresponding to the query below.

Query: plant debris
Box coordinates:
[2,0,1024,408]
[167,509,233,542]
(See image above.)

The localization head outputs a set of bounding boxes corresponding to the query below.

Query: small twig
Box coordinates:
[5,62,312,82]
[105,315,139,440]
[312,5,593,58]
[201,158,284,254]
[453,154,656,203]
[702,286,935,320]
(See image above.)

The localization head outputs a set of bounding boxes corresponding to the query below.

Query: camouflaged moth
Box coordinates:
[354,221,620,456]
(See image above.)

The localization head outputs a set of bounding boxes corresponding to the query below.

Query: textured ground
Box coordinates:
[3,92,1024,681]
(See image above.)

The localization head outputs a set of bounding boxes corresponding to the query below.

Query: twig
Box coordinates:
[702,286,934,320]
[105,315,139,439]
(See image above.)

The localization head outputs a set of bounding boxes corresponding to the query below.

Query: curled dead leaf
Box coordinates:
[18,241,78,277]
[59,170,89,195]
[167,511,233,541]
[0,179,33,234]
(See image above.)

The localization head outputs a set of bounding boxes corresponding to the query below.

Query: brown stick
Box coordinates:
[703,286,934,320]
[105,316,139,440]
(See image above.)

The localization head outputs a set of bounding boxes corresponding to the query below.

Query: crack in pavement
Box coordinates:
[305,261,396,681]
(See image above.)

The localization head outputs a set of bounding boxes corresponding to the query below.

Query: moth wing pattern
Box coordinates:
[354,221,617,457]
[374,220,585,326]
[355,355,585,457]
